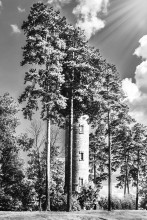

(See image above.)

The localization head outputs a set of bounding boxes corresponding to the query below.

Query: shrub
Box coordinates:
[71,194,81,211]
[78,182,100,210]
[50,192,67,211]
[99,197,108,210]
[111,197,122,210]
[50,192,81,211]
[0,189,13,211]
[140,197,147,210]
[50,182,99,211]
[99,195,135,210]
[121,195,135,210]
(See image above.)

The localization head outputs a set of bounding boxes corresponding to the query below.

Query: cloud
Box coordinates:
[72,0,110,39]
[17,6,25,13]
[47,0,71,9]
[135,60,147,93]
[134,35,147,59]
[10,24,21,34]
[0,0,3,12]
[122,78,141,103]
[46,0,110,39]
[122,78,147,124]
[122,35,147,125]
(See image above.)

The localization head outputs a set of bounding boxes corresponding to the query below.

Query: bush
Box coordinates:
[50,192,67,211]
[140,197,147,210]
[121,195,135,210]
[0,189,13,211]
[50,192,81,211]
[71,194,81,211]
[0,188,24,211]
[78,182,100,210]
[99,195,136,210]
[51,182,99,211]
[111,197,122,210]
[99,197,108,210]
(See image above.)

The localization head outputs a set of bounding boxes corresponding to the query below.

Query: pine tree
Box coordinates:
[92,63,129,211]
[61,27,104,211]
[19,3,67,211]
[130,123,147,210]
[113,123,134,196]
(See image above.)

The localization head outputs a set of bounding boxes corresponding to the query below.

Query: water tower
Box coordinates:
[65,115,89,192]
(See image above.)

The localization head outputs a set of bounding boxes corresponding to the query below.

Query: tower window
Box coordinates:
[79,124,84,134]
[79,151,84,161]
[79,177,83,186]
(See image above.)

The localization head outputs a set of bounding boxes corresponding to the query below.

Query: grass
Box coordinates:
[0,210,147,220]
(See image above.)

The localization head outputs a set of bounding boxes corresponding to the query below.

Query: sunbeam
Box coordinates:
[90,0,147,79]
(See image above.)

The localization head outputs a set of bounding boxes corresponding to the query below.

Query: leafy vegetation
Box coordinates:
[99,195,136,210]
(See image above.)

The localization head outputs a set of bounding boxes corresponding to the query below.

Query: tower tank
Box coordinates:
[65,115,89,192]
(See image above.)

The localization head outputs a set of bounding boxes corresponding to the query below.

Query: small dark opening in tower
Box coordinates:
[79,151,84,161]
[79,177,83,186]
[79,124,84,134]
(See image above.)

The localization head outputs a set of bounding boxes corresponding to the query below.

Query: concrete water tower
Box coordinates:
[65,115,89,192]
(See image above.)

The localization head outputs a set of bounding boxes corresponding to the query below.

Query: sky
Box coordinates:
[0,0,147,196]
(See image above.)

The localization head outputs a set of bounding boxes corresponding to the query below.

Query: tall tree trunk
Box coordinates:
[67,93,73,212]
[124,151,127,196]
[124,164,129,196]
[127,178,130,195]
[127,153,130,195]
[124,155,127,197]
[94,151,96,184]
[38,150,42,211]
[38,151,42,211]
[108,110,112,211]
[136,150,140,210]
[124,177,127,196]
[46,114,51,211]
[45,32,51,211]
[124,148,130,197]
[39,198,42,211]
[67,38,75,212]
[36,136,42,211]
